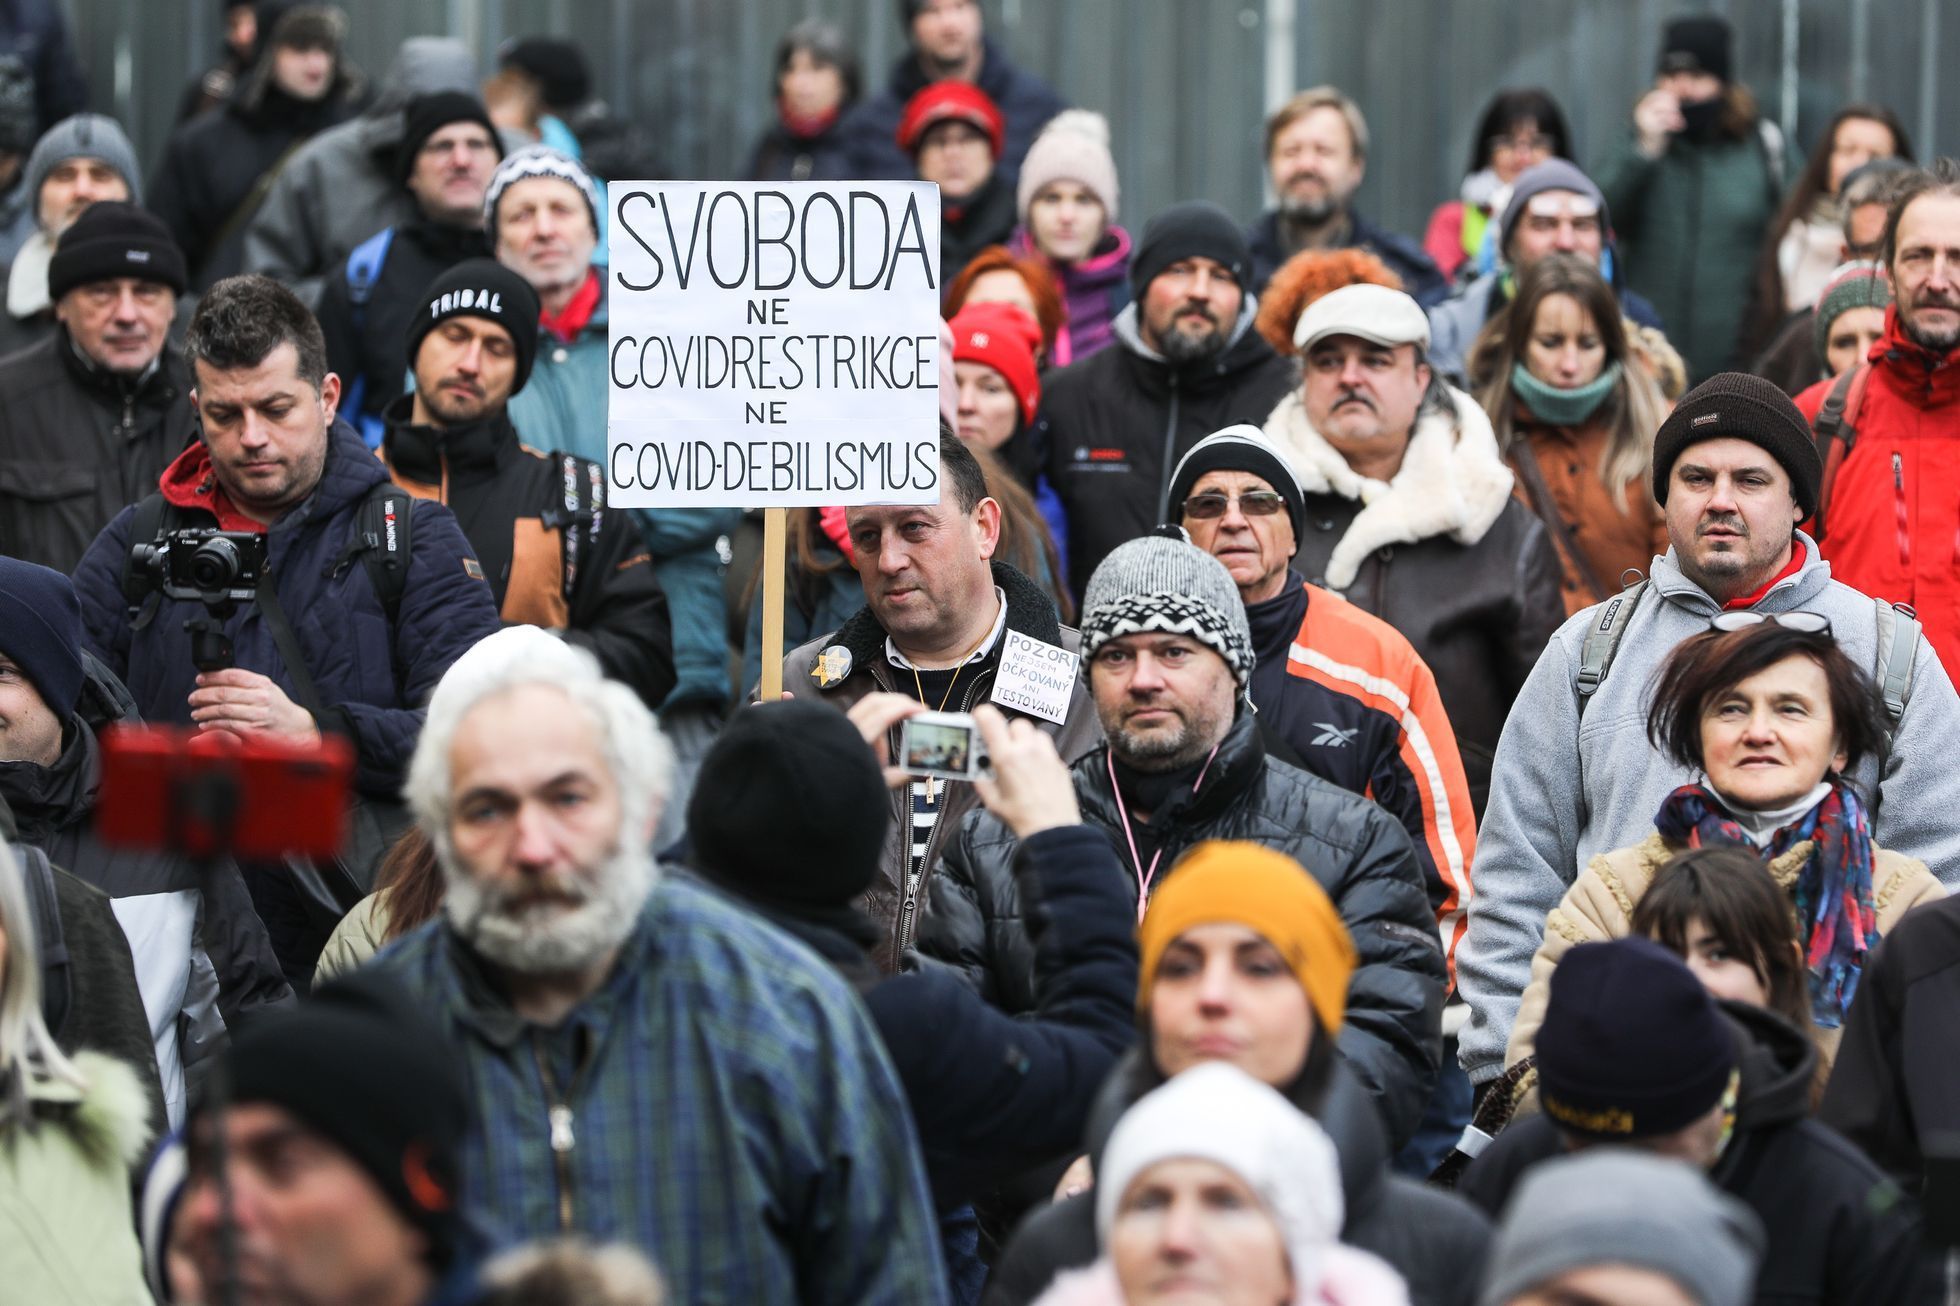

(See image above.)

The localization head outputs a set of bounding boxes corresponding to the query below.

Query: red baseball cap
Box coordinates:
[949,301,1041,425]
[897,80,1005,158]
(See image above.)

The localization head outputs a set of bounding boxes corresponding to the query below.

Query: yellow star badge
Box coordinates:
[811,645,854,689]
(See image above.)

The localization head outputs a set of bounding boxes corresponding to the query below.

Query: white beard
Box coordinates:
[442,840,656,976]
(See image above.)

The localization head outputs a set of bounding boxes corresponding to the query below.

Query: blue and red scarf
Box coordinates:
[1653,780,1877,1027]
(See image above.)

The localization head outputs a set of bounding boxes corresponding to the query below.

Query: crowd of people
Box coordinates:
[2,1,1960,1303]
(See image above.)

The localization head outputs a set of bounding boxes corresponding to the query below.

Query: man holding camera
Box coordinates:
[378,258,674,707]
[71,274,502,972]
[0,201,195,574]
[781,431,1101,972]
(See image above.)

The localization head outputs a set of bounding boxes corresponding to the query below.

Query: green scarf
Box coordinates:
[1510,360,1621,427]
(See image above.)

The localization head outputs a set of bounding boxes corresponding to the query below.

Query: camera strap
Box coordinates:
[254,567,329,719]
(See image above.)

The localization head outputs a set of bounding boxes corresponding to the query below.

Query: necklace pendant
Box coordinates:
[925,775,937,804]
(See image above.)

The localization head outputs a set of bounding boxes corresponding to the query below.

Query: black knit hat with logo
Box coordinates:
[1651,371,1823,518]
[405,257,541,396]
[47,201,187,301]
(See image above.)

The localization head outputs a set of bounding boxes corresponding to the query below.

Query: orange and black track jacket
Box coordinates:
[1246,572,1477,983]
[379,396,675,708]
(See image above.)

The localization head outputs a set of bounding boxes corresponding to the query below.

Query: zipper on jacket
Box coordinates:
[1153,379,1183,525]
[531,1033,594,1233]
[1893,452,1912,569]
[895,667,995,956]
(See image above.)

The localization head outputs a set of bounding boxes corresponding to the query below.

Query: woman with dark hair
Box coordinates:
[1471,253,1670,613]
[1633,847,1810,1031]
[943,244,1066,365]
[314,824,447,984]
[1424,88,1571,286]
[745,19,860,182]
[1506,619,1942,1073]
[987,842,1490,1306]
[1739,104,1912,361]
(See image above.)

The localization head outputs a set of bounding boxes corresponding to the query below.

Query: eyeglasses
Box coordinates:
[1182,491,1287,519]
[1709,611,1833,636]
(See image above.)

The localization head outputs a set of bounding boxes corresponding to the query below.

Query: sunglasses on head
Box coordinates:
[1182,491,1287,519]
[1708,611,1832,636]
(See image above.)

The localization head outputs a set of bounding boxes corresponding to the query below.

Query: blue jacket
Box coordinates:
[507,277,739,709]
[1245,207,1448,308]
[835,36,1066,182]
[72,421,503,798]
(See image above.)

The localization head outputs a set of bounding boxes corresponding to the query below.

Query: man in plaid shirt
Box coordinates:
[377,626,949,1302]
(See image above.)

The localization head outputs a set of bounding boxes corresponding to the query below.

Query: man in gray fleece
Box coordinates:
[1458,371,1960,1087]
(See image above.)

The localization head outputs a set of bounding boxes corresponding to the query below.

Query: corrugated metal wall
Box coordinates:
[68,0,1953,241]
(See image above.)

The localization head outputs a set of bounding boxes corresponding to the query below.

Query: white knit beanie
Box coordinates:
[1096,1063,1346,1303]
[1017,109,1119,224]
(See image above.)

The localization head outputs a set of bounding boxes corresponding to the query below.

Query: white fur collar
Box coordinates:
[1263,384,1516,590]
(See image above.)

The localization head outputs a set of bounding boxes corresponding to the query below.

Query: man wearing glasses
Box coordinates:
[1458,370,1960,1098]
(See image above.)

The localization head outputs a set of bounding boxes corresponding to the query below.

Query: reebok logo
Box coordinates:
[431,288,502,318]
[1691,412,1720,427]
[1311,723,1358,748]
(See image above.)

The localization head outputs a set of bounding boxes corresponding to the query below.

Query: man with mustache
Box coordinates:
[1795,160,1960,672]
[920,533,1444,1149]
[1243,87,1444,305]
[0,201,195,572]
[378,258,672,709]
[1457,370,1960,1099]
[315,90,504,445]
[374,626,951,1301]
[1038,200,1296,597]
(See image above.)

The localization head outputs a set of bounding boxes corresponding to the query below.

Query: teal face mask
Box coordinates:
[1510,359,1621,426]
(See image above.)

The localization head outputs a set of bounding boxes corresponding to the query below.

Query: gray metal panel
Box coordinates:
[56,0,1950,247]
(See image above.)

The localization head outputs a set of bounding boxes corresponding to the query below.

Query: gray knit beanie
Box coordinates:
[1477,1151,1763,1306]
[1079,533,1254,686]
[26,114,142,222]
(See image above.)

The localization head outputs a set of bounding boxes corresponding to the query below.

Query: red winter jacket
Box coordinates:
[1798,306,1960,672]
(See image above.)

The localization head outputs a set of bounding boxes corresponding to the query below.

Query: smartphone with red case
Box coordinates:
[96,725,354,861]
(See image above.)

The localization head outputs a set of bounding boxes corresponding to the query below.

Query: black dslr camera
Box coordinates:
[128,529,269,671]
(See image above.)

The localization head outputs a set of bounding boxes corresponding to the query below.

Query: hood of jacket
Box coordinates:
[818,558,1063,675]
[160,418,393,533]
[0,712,95,844]
[1870,302,1960,403]
[380,395,524,489]
[1719,999,1817,1141]
[1110,294,1275,393]
[1264,383,1515,589]
[1647,529,1828,619]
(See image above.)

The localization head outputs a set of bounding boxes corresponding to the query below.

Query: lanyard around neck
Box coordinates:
[1107,742,1222,924]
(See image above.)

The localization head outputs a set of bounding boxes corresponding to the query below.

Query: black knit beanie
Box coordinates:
[219,970,470,1268]
[1165,424,1306,548]
[1131,201,1250,298]
[405,258,541,396]
[497,36,591,111]
[0,556,85,718]
[397,90,502,184]
[687,699,890,911]
[1659,15,1733,83]
[1536,937,1738,1142]
[1651,371,1823,518]
[48,200,188,301]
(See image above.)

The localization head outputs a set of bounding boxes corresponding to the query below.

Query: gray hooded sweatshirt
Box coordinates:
[1457,532,1960,1082]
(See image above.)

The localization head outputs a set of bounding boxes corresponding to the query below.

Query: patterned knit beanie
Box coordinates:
[1080,533,1254,686]
[1813,261,1892,362]
[483,145,601,246]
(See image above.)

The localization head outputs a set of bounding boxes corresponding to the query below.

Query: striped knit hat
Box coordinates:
[1813,260,1892,362]
[1080,533,1254,686]
[484,145,601,245]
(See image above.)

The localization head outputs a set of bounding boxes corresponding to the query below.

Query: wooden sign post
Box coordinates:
[605,182,944,702]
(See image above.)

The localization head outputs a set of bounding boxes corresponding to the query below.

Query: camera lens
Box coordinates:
[190,537,245,591]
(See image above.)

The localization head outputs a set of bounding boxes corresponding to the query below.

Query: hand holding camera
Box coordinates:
[968,705,1080,838]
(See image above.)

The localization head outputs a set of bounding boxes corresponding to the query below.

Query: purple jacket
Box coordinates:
[1010,225,1132,368]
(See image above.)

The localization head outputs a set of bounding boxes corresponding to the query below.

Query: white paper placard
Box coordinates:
[990,629,1080,724]
[606,181,944,508]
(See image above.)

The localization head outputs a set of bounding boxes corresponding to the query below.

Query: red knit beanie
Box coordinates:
[949,301,1041,424]
[897,79,1004,158]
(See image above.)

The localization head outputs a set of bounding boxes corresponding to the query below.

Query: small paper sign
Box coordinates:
[990,630,1079,725]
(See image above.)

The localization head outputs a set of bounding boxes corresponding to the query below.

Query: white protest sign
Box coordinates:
[990,629,1080,725]
[606,181,943,508]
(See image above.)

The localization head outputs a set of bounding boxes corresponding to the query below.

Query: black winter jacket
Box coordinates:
[72,420,504,800]
[0,331,198,574]
[835,36,1066,182]
[708,824,1137,1211]
[1820,893,1960,1196]
[1462,1002,1937,1306]
[317,219,490,429]
[1038,303,1297,597]
[982,1050,1490,1306]
[942,171,1019,289]
[380,399,676,709]
[1245,207,1448,307]
[745,117,853,184]
[919,711,1445,1148]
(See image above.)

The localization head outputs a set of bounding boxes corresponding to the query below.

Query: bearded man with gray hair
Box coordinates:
[374,625,950,1304]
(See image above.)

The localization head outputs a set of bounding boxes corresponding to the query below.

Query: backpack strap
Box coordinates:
[1575,580,1649,714]
[341,227,397,446]
[326,481,415,627]
[1874,597,1919,733]
[1809,363,1870,537]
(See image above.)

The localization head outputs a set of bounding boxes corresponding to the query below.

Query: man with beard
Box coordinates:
[920,534,1445,1150]
[1037,201,1297,597]
[1795,159,1960,671]
[375,626,950,1302]
[1244,87,1444,305]
[835,0,1063,182]
[378,258,673,708]
[1457,371,1960,1095]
